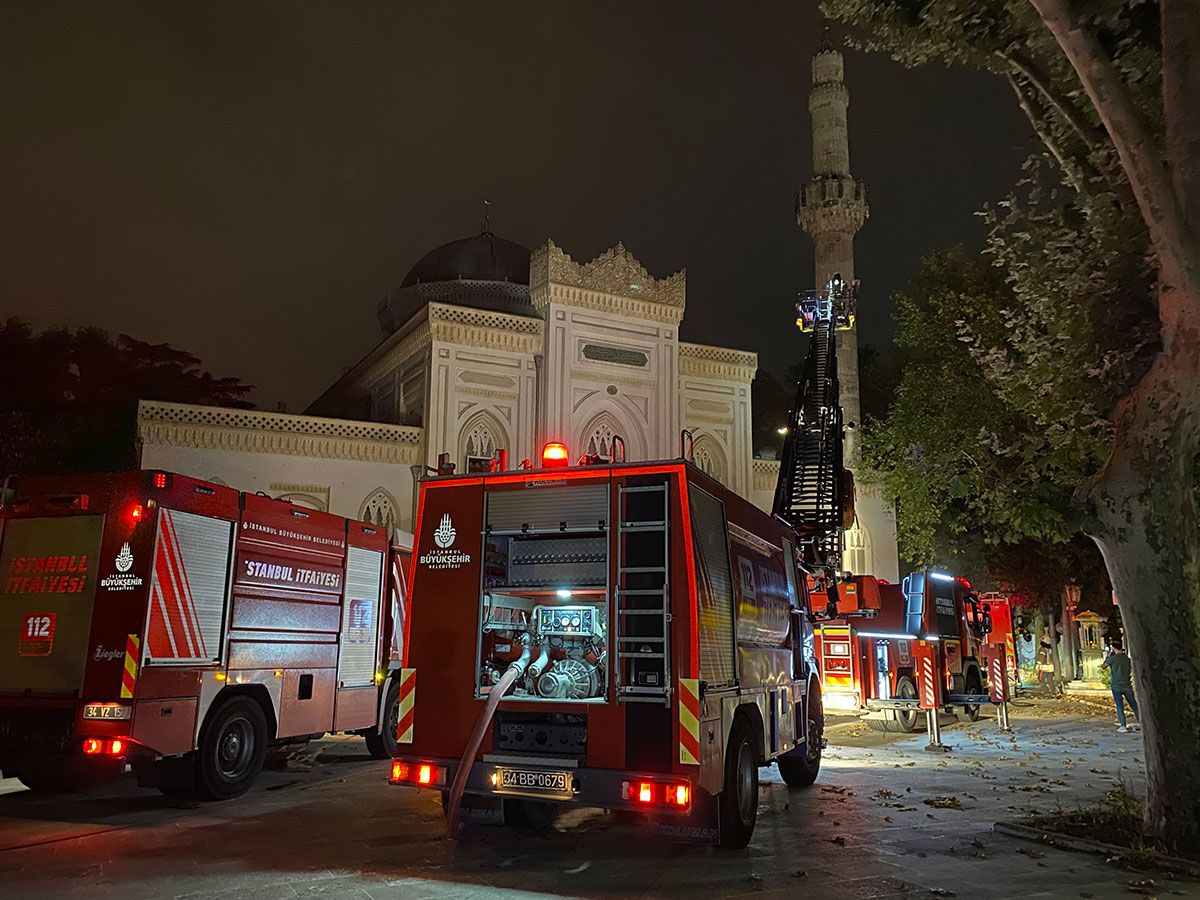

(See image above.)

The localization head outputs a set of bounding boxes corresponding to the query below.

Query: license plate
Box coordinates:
[496,768,570,795]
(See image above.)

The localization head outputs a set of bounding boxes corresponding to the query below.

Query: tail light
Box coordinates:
[390,760,444,787]
[622,779,691,811]
[81,737,127,756]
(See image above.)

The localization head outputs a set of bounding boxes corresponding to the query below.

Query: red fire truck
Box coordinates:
[389,445,826,848]
[0,470,410,798]
[815,570,996,732]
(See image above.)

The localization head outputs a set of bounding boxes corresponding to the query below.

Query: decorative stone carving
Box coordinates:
[138,400,424,465]
[679,342,758,383]
[529,240,685,311]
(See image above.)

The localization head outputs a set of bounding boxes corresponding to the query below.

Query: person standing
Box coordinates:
[1101,640,1140,732]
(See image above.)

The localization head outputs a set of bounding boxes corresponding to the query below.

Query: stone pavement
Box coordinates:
[0,698,1192,899]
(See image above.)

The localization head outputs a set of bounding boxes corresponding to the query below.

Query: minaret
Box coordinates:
[797,32,899,582]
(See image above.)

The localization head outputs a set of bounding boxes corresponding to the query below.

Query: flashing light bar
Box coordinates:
[854,631,920,641]
[929,571,955,582]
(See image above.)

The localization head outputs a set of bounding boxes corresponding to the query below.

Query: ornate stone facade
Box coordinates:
[139,238,762,537]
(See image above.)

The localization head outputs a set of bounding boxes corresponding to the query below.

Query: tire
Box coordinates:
[717,716,758,849]
[865,717,890,733]
[365,678,400,760]
[778,692,823,788]
[894,676,920,733]
[964,670,983,722]
[193,695,268,801]
[503,798,559,831]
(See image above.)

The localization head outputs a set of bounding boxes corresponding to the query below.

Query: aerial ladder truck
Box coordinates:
[771,277,1012,746]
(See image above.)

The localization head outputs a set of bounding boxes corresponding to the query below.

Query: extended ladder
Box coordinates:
[614,482,671,705]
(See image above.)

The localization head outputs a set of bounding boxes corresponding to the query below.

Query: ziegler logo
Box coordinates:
[420,513,470,570]
[434,514,456,548]
[93,646,124,661]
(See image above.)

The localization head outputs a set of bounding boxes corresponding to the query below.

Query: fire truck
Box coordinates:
[390,277,865,847]
[0,470,410,798]
[815,571,1000,732]
[390,444,826,848]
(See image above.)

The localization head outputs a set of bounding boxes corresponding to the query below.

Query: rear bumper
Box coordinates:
[393,755,718,841]
[0,704,76,757]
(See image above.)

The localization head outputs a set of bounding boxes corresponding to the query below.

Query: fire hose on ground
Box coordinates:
[444,635,532,835]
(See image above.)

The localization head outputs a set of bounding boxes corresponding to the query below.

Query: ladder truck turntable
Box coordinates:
[0,470,411,798]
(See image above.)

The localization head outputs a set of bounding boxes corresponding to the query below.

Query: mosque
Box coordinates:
[138,37,899,581]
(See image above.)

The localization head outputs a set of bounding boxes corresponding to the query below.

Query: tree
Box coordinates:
[0,318,252,479]
[825,0,1200,847]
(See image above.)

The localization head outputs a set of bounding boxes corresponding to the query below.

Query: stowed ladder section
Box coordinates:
[615,482,671,705]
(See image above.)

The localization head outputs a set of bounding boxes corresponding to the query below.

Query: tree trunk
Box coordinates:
[1085,349,1200,852]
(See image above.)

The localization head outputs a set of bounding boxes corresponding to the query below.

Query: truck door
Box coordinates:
[142,509,233,665]
[0,515,104,696]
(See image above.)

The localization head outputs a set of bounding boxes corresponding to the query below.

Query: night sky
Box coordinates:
[1,2,1031,410]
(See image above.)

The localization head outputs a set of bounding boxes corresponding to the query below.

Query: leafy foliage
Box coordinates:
[0,318,252,478]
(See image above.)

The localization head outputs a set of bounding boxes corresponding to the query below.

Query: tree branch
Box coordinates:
[1007,73,1091,194]
[1000,46,1106,154]
[1029,0,1200,307]
[1162,0,1200,235]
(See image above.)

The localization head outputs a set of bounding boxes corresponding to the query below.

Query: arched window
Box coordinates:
[692,435,727,484]
[579,411,634,461]
[274,492,327,512]
[459,411,508,474]
[843,520,868,576]
[360,487,399,536]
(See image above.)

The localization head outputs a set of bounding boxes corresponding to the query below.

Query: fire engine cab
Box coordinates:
[0,470,410,798]
[815,570,998,732]
[391,443,825,848]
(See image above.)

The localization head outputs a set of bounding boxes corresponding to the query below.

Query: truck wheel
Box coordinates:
[194,695,268,801]
[777,693,823,788]
[503,798,559,831]
[964,670,983,722]
[365,678,400,760]
[895,676,920,733]
[865,717,890,732]
[717,716,758,849]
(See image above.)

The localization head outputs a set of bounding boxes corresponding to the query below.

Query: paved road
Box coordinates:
[0,698,1191,899]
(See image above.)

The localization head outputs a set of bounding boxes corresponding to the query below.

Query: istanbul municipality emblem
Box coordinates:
[115,543,134,572]
[434,513,456,549]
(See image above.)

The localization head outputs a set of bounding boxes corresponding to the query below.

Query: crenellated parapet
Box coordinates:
[529,240,686,323]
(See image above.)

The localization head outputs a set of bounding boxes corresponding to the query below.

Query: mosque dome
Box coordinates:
[377,229,535,334]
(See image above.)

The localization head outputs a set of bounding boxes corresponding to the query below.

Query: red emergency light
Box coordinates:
[542,442,569,468]
[128,502,144,524]
[151,472,170,490]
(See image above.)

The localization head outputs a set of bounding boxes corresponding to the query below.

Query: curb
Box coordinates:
[993,821,1200,878]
